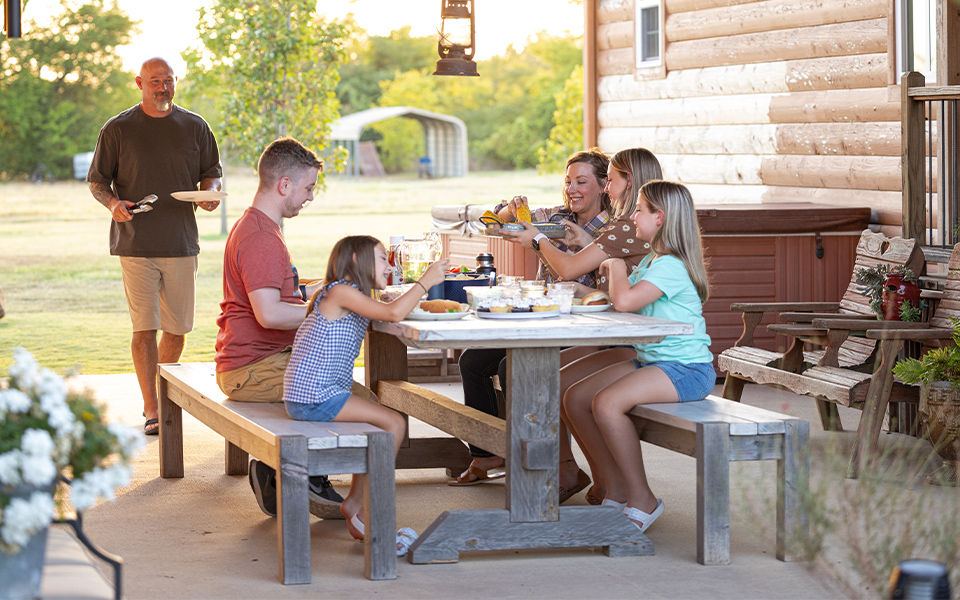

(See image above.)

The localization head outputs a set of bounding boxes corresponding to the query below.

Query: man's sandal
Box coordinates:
[143,418,159,436]
[623,499,664,533]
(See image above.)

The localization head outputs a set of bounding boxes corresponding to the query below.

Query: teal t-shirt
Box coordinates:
[627,254,713,364]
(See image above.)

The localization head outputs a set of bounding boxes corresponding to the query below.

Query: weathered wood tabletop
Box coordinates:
[365,311,693,563]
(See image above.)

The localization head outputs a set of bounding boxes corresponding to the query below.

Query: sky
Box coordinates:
[22,0,584,73]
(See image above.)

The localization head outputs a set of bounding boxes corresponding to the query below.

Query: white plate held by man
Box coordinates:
[171,190,229,202]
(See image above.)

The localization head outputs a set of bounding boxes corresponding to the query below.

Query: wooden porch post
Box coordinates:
[582,0,598,149]
[902,71,926,244]
[937,0,960,246]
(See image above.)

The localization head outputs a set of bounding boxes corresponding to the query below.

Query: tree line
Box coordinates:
[0,0,583,181]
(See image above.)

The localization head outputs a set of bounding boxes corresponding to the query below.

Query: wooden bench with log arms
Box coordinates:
[718,231,925,477]
[627,395,809,565]
[156,362,397,584]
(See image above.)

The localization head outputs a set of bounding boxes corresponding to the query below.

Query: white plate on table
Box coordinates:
[171,190,228,202]
[477,310,560,320]
[405,304,470,320]
[570,303,612,313]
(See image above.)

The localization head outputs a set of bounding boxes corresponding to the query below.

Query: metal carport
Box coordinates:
[329,106,468,178]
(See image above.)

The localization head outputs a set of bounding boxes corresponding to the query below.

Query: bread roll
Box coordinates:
[581,291,610,306]
[419,299,462,313]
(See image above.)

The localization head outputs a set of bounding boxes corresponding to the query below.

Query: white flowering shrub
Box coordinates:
[0,347,145,554]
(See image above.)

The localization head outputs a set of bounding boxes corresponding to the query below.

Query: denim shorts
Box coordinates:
[284,391,351,422]
[632,360,715,402]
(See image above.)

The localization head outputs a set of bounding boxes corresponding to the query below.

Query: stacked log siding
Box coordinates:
[594,0,904,232]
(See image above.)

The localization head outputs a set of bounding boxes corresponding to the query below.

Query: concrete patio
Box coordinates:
[61,371,950,599]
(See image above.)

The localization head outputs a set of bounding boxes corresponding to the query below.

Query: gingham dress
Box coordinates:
[283,280,371,407]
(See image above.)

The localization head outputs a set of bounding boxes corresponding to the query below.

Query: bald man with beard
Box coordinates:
[88,57,223,436]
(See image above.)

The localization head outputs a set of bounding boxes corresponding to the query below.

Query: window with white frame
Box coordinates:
[635,0,663,68]
[896,0,937,80]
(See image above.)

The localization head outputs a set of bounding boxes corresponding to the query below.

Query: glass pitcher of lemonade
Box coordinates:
[398,233,441,284]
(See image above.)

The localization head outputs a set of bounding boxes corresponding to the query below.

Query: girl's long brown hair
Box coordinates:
[307,235,382,314]
[609,147,662,219]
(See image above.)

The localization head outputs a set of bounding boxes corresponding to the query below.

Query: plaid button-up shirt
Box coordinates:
[495,202,612,288]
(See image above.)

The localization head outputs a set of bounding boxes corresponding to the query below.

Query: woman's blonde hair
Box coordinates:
[308,235,382,313]
[609,148,662,218]
[640,180,710,303]
[562,148,611,213]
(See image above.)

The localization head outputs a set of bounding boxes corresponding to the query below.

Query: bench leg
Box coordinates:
[395,438,472,479]
[720,375,745,402]
[225,440,248,476]
[816,401,843,432]
[158,377,184,479]
[276,436,310,585]
[696,422,730,565]
[777,419,810,562]
[364,431,397,580]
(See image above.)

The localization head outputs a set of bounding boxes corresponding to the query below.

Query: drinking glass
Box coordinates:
[520,279,545,299]
[547,283,576,314]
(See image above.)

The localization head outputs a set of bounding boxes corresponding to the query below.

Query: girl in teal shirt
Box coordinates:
[563,180,714,533]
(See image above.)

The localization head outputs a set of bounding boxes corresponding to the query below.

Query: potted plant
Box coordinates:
[892,317,960,486]
[0,347,143,598]
[855,264,924,321]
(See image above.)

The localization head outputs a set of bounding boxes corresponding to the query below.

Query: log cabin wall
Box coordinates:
[592,0,903,236]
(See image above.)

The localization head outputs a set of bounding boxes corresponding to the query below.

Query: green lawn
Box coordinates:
[0,166,555,375]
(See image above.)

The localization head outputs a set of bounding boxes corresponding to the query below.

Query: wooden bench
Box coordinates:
[157,362,397,584]
[718,230,924,432]
[627,395,809,565]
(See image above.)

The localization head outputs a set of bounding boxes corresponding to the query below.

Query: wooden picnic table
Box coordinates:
[364,310,694,563]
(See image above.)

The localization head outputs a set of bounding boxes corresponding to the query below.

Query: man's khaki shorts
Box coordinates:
[217,348,374,403]
[120,255,198,334]
[217,348,291,402]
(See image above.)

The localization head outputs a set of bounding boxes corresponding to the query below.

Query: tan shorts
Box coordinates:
[120,256,198,334]
[216,348,375,403]
[217,348,291,402]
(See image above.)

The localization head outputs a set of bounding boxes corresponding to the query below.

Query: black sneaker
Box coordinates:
[308,475,345,520]
[248,459,277,518]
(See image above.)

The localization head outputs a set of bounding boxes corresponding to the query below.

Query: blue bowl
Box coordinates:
[444,275,492,303]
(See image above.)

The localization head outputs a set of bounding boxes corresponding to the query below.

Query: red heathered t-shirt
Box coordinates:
[214,207,304,372]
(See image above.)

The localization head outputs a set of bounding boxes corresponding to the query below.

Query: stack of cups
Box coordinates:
[547,282,576,314]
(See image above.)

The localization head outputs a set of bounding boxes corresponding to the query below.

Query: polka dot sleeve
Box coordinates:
[593,217,651,290]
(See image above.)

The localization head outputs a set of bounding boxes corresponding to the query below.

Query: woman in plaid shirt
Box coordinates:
[492,148,612,288]
[452,150,612,486]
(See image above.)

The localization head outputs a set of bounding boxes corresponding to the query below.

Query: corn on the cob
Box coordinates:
[516,204,532,223]
[481,210,502,224]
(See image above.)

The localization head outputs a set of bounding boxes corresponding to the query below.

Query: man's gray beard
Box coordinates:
[156,96,171,111]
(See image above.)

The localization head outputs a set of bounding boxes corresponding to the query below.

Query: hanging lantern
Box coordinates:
[434,0,479,77]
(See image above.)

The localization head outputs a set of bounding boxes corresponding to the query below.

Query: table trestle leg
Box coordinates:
[505,347,561,522]
[406,507,654,564]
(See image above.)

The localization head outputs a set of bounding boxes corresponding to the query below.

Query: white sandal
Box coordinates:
[349,514,419,556]
[600,498,626,510]
[623,499,664,533]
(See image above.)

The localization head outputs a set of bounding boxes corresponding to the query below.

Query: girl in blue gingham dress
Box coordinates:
[283,235,448,553]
